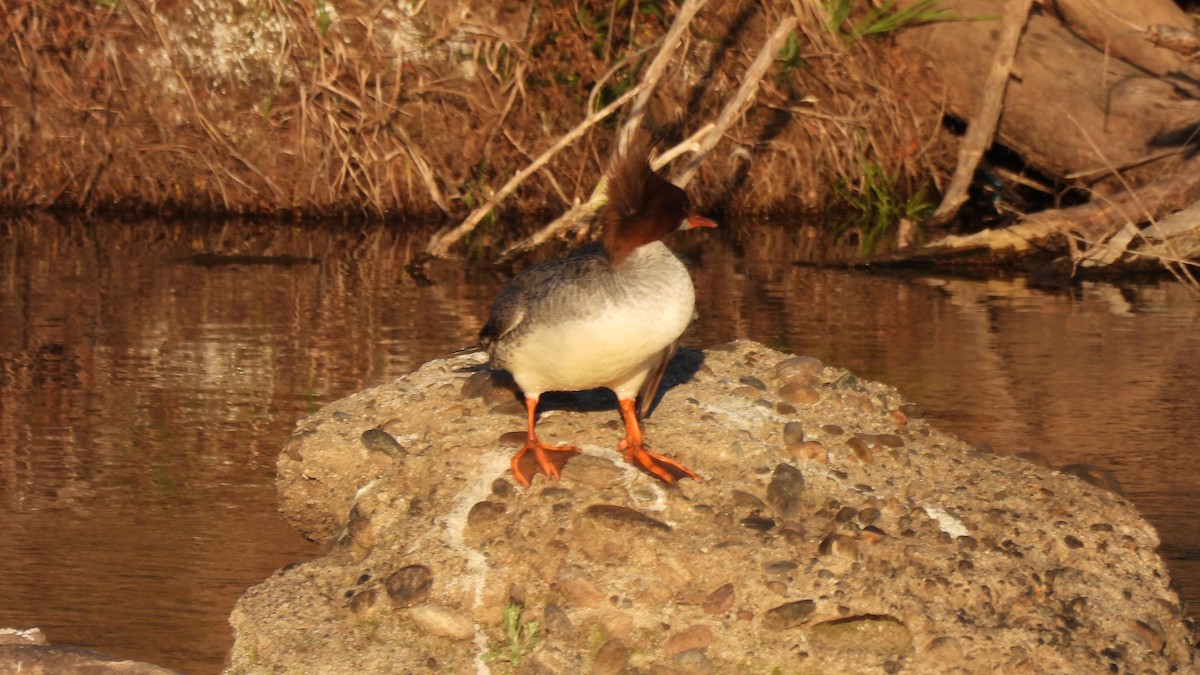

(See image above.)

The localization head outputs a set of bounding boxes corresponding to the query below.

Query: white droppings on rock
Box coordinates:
[435,450,510,674]
[353,477,382,500]
[923,506,969,538]
[409,604,475,641]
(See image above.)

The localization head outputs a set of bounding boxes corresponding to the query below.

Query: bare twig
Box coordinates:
[1145,24,1200,57]
[927,0,1033,226]
[497,124,716,262]
[423,82,646,258]
[672,16,799,188]
[617,0,708,154]
[496,15,797,261]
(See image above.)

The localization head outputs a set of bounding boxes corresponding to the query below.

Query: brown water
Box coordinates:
[1,215,1197,673]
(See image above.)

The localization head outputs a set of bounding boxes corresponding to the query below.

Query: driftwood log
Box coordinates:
[891,0,1200,273]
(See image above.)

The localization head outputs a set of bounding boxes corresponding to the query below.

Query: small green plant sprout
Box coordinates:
[483,601,542,669]
[314,0,332,34]
[831,161,933,255]
[825,0,959,41]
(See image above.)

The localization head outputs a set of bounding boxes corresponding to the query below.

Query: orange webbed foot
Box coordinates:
[511,440,580,487]
[618,438,701,484]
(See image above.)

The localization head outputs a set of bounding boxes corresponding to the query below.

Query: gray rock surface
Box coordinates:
[229,340,1198,673]
[0,644,179,674]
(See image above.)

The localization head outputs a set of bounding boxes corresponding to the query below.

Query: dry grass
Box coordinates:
[1,0,944,242]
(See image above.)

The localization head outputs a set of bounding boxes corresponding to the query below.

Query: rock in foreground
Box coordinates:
[229,341,1197,673]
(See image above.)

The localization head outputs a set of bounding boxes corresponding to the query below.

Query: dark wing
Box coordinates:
[636,340,678,419]
[479,243,610,350]
[478,281,527,349]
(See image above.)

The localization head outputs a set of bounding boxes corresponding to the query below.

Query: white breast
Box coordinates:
[504,242,695,400]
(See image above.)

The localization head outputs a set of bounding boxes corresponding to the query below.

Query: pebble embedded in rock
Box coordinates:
[461,370,519,405]
[848,437,873,464]
[360,428,404,457]
[674,648,716,673]
[808,615,912,658]
[818,532,857,557]
[664,623,714,656]
[875,434,904,448]
[508,584,527,607]
[460,370,492,399]
[554,570,608,609]
[783,421,805,445]
[350,589,379,615]
[490,400,526,417]
[740,515,775,531]
[466,500,507,530]
[731,490,766,510]
[766,463,805,519]
[409,604,474,641]
[774,356,824,386]
[924,635,964,660]
[1016,451,1053,468]
[858,507,881,525]
[786,441,828,463]
[703,583,735,615]
[282,431,311,462]
[591,638,630,675]
[561,454,623,488]
[491,478,513,499]
[739,375,768,391]
[778,382,820,405]
[543,603,575,637]
[385,565,433,607]
[498,430,527,446]
[834,373,861,390]
[1126,618,1165,652]
[582,504,671,532]
[763,560,799,574]
[763,599,816,630]
[1059,464,1125,495]
[346,506,374,553]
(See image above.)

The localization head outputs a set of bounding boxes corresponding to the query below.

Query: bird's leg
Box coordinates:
[616,398,700,484]
[510,395,580,487]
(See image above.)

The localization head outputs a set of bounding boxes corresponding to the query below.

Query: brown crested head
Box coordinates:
[599,136,715,265]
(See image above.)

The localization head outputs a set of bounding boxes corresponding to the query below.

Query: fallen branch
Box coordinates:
[618,0,708,154]
[422,82,645,258]
[497,15,798,261]
[927,0,1033,226]
[672,16,798,188]
[875,155,1200,267]
[497,124,715,262]
[424,0,709,259]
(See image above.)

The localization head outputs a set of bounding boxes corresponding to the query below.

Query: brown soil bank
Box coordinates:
[5,0,1200,268]
[4,0,927,223]
[228,341,1197,673]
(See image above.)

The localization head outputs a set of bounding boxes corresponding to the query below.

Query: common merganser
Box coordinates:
[479,137,716,487]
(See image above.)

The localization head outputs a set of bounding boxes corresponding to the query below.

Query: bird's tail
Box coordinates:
[449,343,483,357]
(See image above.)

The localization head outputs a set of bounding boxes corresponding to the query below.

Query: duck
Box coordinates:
[479,136,716,487]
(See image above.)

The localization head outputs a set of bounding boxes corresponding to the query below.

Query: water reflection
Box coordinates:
[0,215,1196,673]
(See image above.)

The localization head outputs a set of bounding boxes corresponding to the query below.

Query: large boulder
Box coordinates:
[229,340,1196,673]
